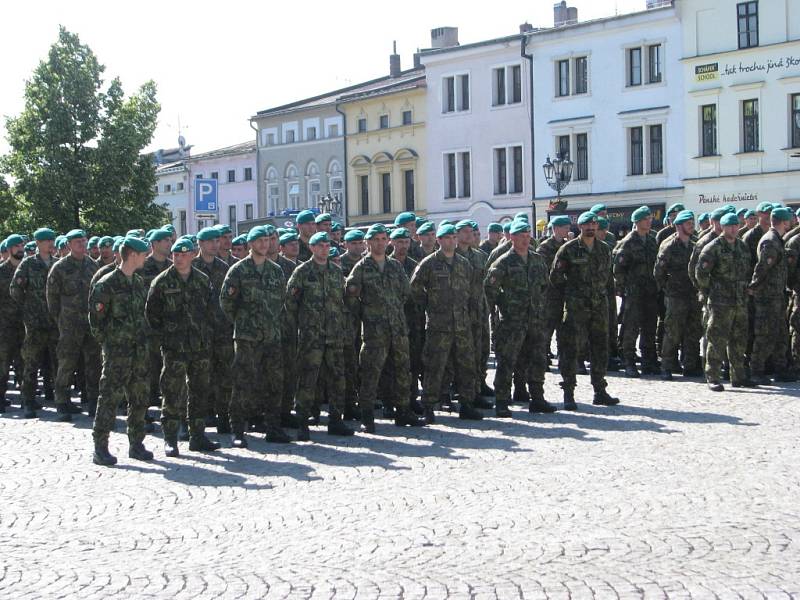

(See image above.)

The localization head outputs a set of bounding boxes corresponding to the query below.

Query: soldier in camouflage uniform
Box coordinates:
[0,235,25,413]
[653,210,703,380]
[220,225,291,447]
[285,232,354,441]
[295,209,316,263]
[655,203,685,247]
[484,219,556,417]
[10,228,59,418]
[276,232,302,426]
[410,223,484,423]
[193,227,234,434]
[748,207,794,383]
[146,238,220,456]
[339,229,366,418]
[394,212,425,261]
[550,212,620,410]
[614,206,660,377]
[416,221,437,257]
[479,223,503,255]
[89,236,154,465]
[95,236,115,267]
[786,222,800,373]
[46,229,100,419]
[231,235,248,261]
[91,237,123,289]
[214,224,237,266]
[596,217,621,370]
[345,224,424,432]
[537,216,571,370]
[742,202,774,359]
[695,213,756,391]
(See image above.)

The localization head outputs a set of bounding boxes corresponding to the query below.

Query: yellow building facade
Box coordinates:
[340,72,426,226]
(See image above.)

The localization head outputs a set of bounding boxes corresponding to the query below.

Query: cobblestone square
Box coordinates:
[2,369,799,598]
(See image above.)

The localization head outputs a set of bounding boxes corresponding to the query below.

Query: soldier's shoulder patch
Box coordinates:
[15,276,24,285]
[291,286,302,297]
[701,261,709,269]
[95,302,105,313]
[766,256,774,265]
[556,259,567,270]
[227,286,237,296]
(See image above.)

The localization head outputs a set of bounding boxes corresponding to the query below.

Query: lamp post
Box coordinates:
[543,152,574,212]
[317,193,342,220]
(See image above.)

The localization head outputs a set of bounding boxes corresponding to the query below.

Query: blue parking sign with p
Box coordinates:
[195,179,218,213]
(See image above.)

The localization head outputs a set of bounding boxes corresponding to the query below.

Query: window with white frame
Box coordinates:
[627,43,664,87]
[575,56,588,94]
[791,94,800,149]
[493,145,523,195]
[177,182,184,191]
[442,73,470,113]
[556,59,570,97]
[306,162,320,209]
[492,64,522,106]
[357,117,367,133]
[443,151,471,199]
[328,160,343,207]
[627,124,665,176]
[245,204,253,220]
[179,210,187,235]
[266,166,280,213]
[629,127,644,175]
[555,56,588,97]
[742,98,760,152]
[306,126,317,141]
[229,205,237,229]
[359,175,369,215]
[553,133,589,181]
[244,167,252,181]
[700,104,718,156]
[286,164,299,208]
[379,114,389,129]
[227,169,236,183]
[327,123,339,137]
[402,110,412,125]
[164,183,172,193]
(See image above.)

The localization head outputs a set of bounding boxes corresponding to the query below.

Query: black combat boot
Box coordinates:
[529,383,557,413]
[423,405,436,425]
[93,439,117,466]
[162,420,180,457]
[128,442,154,461]
[178,418,190,441]
[328,411,356,436]
[624,362,640,378]
[593,386,620,406]
[707,381,724,392]
[189,419,221,451]
[494,400,512,418]
[216,412,232,435]
[561,384,577,411]
[458,403,484,420]
[265,424,292,444]
[55,403,72,422]
[661,369,673,381]
[280,412,300,429]
[394,408,425,427]
[231,428,248,448]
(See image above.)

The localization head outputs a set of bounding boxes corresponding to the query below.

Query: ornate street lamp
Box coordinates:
[543,152,574,211]
[318,193,342,218]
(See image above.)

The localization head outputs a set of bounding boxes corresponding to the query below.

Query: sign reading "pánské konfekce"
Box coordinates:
[695,54,800,82]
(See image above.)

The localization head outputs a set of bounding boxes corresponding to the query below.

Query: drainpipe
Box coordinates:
[249,118,260,224]
[335,103,349,227]
[521,34,536,233]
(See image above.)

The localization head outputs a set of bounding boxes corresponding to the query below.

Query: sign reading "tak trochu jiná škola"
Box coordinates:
[695,54,800,82]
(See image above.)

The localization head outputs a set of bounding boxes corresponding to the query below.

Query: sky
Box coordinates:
[1,0,644,156]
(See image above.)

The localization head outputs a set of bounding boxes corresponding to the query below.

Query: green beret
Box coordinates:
[122,236,150,253]
[469,220,479,230]
[98,236,114,248]
[309,231,330,246]
[279,232,299,245]
[328,247,341,258]
[736,207,748,217]
[673,210,694,225]
[796,208,800,218]
[755,202,772,213]
[162,224,176,234]
[315,212,332,224]
[502,222,512,233]
[550,216,571,227]
[189,235,198,244]
[439,219,453,226]
[33,228,56,242]
[513,211,529,222]
[87,236,100,248]
[597,217,609,230]
[214,224,232,235]
[0,240,6,252]
[296,209,316,224]
[590,203,607,214]
[264,224,278,237]
[331,222,343,232]
[5,234,25,247]
[698,212,710,223]
[415,217,427,228]
[390,227,410,240]
[509,220,531,234]
[710,208,728,221]
[246,226,267,242]
[722,204,736,214]
[111,237,124,253]
[365,224,387,239]
[488,222,503,233]
[744,209,756,218]
[772,207,793,222]
[344,230,365,242]
[436,223,456,237]
[232,235,247,247]
[772,202,784,210]
[577,211,598,225]
[455,219,473,231]
[25,241,36,252]
[197,226,221,241]
[630,206,652,223]
[148,228,172,242]
[145,229,157,239]
[126,229,143,238]
[394,211,416,226]
[56,237,68,249]
[65,229,86,241]
[666,203,685,215]
[417,222,435,235]
[720,213,739,226]
[171,238,195,253]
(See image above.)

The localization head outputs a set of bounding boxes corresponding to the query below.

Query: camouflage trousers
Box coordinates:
[343,327,360,412]
[543,292,564,363]
[20,325,58,408]
[359,331,411,418]
[493,318,547,406]
[750,295,789,375]
[295,342,345,417]
[705,302,747,384]
[281,325,298,417]
[230,339,282,432]
[790,298,800,370]
[211,338,234,419]
[621,291,658,367]
[147,334,162,404]
[54,325,100,406]
[408,319,425,400]
[0,325,23,400]
[559,297,609,389]
[661,294,703,372]
[93,343,149,445]
[422,329,475,408]
[608,290,620,359]
[160,349,211,437]
[479,310,490,390]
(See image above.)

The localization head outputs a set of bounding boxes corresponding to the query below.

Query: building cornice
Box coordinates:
[681,38,800,63]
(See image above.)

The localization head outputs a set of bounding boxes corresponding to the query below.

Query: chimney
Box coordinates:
[554,1,578,27]
[430,27,459,49]
[389,41,401,77]
[519,22,534,34]
[413,50,421,69]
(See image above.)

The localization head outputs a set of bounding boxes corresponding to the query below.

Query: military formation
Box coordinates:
[1,200,798,466]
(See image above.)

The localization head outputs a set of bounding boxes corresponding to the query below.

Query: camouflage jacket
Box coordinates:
[653,234,695,297]
[0,259,22,328]
[408,239,425,262]
[285,259,346,347]
[89,267,148,348]
[749,228,787,298]
[550,237,612,308]
[192,254,232,338]
[345,255,409,340]
[613,231,658,295]
[297,238,312,263]
[219,256,285,344]
[785,235,800,291]
[145,266,215,353]
[536,236,565,302]
[484,249,548,326]
[91,261,118,291]
[410,250,474,334]
[688,230,718,292]
[277,254,298,280]
[340,252,362,278]
[742,224,767,276]
[9,253,56,329]
[46,254,98,331]
[486,239,512,269]
[139,255,172,288]
[397,256,423,334]
[456,246,487,318]
[655,225,676,248]
[479,239,498,255]
[695,236,751,306]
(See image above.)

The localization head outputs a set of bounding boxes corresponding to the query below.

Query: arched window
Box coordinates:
[306,161,320,209]
[266,166,281,214]
[285,164,299,210]
[328,159,343,207]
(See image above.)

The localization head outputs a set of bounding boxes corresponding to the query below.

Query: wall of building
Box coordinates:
[187,151,256,235]
[154,164,189,235]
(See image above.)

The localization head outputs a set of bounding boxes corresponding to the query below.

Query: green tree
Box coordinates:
[2,26,166,235]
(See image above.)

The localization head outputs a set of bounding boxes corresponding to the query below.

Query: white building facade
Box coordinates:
[681,0,800,213]
[154,161,190,236]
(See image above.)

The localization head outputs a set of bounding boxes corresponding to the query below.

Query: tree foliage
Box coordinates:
[2,26,167,237]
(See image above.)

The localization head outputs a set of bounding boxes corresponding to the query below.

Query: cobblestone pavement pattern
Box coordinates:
[2,367,800,598]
